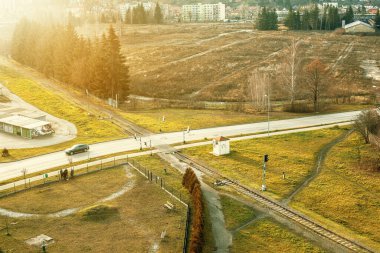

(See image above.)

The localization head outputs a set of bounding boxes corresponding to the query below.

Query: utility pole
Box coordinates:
[267,90,270,137]
[262,154,269,191]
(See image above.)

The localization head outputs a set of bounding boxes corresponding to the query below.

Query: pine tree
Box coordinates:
[104,26,130,101]
[310,4,320,30]
[302,9,310,30]
[154,2,163,24]
[343,6,354,24]
[375,9,380,28]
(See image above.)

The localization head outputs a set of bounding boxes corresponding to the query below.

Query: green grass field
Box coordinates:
[184,127,347,199]
[219,195,325,253]
[0,66,126,161]
[291,133,380,251]
[231,218,326,253]
[0,166,186,252]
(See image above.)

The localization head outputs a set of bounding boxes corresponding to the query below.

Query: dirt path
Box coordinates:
[282,129,353,204]
[202,183,232,253]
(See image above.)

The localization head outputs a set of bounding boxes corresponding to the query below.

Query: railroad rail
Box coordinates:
[173,152,375,253]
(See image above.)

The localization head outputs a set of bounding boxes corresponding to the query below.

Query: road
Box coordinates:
[0,110,360,182]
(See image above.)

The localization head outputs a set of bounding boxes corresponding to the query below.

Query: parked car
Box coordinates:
[65,144,89,155]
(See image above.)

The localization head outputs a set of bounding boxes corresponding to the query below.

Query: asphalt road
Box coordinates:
[0,110,360,182]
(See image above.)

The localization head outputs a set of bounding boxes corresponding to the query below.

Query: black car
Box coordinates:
[65,144,89,155]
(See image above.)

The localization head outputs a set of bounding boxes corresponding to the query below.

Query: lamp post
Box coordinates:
[265,93,270,136]
[183,131,186,144]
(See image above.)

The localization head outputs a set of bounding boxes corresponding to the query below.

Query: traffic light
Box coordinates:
[264,154,269,162]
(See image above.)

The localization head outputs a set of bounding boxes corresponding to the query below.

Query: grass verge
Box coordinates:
[291,132,380,251]
[184,127,347,199]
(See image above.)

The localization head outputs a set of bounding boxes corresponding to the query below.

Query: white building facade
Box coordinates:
[213,136,230,156]
[182,2,225,22]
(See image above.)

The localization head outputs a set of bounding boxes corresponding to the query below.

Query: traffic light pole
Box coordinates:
[262,154,268,191]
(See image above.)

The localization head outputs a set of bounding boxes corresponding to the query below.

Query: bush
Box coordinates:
[1,148,9,157]
[283,102,314,113]
[182,168,204,253]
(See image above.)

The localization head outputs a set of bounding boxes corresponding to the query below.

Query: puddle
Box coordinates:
[361,60,380,81]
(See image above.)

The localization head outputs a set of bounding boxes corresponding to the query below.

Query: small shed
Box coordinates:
[213,136,230,156]
[0,115,54,139]
[344,21,375,33]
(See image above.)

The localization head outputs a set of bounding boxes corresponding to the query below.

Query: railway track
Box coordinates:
[173,152,375,253]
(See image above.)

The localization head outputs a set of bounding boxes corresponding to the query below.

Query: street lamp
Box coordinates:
[183,131,186,144]
[265,93,270,136]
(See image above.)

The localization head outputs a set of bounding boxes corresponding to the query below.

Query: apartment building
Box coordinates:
[182,2,225,22]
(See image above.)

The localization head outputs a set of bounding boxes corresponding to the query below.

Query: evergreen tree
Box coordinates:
[257,7,278,30]
[284,7,295,29]
[302,9,310,30]
[154,2,163,24]
[343,6,354,24]
[310,4,320,30]
[375,9,380,28]
[104,26,130,100]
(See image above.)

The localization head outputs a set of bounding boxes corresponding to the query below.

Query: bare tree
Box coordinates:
[282,38,302,110]
[248,70,270,112]
[353,110,380,144]
[304,59,328,112]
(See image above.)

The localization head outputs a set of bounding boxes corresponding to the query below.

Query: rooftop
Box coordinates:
[0,115,51,129]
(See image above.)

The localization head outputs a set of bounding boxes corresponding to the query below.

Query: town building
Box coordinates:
[0,115,54,139]
[182,2,225,22]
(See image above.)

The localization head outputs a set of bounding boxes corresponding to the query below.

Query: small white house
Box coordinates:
[213,136,230,156]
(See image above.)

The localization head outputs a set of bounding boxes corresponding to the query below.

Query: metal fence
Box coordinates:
[127,159,190,253]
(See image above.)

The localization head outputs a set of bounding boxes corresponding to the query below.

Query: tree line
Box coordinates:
[286,5,358,31]
[11,19,129,101]
[182,168,204,253]
[124,3,163,24]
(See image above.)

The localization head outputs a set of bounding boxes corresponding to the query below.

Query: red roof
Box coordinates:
[214,136,229,141]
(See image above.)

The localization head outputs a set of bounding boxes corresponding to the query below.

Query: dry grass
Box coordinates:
[131,154,190,202]
[0,167,127,213]
[184,127,346,200]
[77,24,380,101]
[0,168,186,253]
[121,108,310,133]
[291,133,380,251]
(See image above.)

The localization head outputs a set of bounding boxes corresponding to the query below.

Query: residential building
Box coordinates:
[182,2,225,22]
